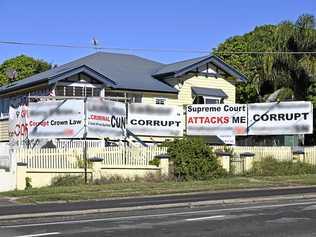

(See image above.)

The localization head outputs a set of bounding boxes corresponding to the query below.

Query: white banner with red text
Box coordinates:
[87,98,126,139]
[28,100,85,139]
[186,104,247,144]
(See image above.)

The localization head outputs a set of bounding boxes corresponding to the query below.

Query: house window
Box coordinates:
[193,96,223,104]
[74,87,83,96]
[204,96,223,104]
[155,97,166,105]
[105,91,142,103]
[55,86,101,97]
[93,88,101,97]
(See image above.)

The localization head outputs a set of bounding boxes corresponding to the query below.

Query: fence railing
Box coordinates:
[14,145,316,171]
[55,140,106,149]
[212,146,293,161]
[16,146,167,169]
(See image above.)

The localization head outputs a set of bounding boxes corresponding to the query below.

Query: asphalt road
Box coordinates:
[1,198,316,236]
[1,186,316,216]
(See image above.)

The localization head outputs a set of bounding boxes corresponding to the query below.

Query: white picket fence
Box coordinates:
[303,147,316,165]
[89,146,167,166]
[14,145,316,171]
[16,146,167,169]
[55,140,106,149]
[212,146,293,161]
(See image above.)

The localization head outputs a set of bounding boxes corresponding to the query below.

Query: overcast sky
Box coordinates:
[0,0,315,65]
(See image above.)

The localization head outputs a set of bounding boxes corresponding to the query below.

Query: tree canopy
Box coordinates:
[213,14,316,104]
[0,55,51,86]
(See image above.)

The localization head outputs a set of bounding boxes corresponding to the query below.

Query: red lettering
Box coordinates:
[188,117,194,124]
[90,114,110,122]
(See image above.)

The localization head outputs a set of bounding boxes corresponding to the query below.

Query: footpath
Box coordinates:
[1,186,316,220]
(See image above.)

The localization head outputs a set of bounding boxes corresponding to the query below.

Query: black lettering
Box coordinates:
[270,114,277,121]
[131,119,137,125]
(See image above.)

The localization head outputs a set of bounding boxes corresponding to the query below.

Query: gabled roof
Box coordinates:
[152,55,247,82]
[0,52,177,94]
[0,52,247,95]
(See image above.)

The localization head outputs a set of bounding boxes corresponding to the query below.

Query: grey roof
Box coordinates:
[0,52,247,95]
[153,55,210,77]
[153,55,247,82]
[0,52,177,94]
[192,87,228,98]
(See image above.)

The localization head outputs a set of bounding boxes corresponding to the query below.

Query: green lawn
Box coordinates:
[2,175,316,204]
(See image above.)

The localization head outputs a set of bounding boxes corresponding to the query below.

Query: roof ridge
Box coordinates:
[164,55,210,66]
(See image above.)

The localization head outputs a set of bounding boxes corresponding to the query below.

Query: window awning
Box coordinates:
[191,87,228,98]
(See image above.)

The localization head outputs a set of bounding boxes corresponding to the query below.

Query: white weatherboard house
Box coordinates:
[0,52,246,144]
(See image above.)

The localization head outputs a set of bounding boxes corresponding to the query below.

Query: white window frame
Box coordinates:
[155,97,166,105]
[55,82,104,97]
[203,96,223,104]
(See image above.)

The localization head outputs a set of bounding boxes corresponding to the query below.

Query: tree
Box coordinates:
[0,55,51,86]
[214,14,316,104]
[264,14,316,101]
[213,25,277,103]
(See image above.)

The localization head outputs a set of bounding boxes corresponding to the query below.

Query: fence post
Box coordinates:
[240,152,255,172]
[16,162,27,190]
[215,151,232,173]
[88,157,104,180]
[155,154,170,177]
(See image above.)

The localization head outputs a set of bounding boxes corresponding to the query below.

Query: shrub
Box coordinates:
[93,175,132,185]
[247,156,316,176]
[149,157,160,167]
[76,157,92,169]
[162,136,227,181]
[25,177,32,190]
[51,175,85,186]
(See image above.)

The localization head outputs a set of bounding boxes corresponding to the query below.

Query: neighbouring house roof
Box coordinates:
[191,87,228,98]
[0,52,247,95]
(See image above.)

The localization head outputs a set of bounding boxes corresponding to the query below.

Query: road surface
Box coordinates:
[1,186,316,216]
[1,198,316,236]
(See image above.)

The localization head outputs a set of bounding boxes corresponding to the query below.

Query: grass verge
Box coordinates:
[2,175,316,204]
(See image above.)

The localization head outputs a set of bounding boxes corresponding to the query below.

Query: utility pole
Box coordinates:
[83,96,88,184]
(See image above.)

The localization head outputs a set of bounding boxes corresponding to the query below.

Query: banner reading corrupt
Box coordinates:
[248,101,313,135]
[128,103,183,137]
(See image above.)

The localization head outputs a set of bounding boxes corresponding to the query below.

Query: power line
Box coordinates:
[0,40,210,54]
[0,40,316,55]
[217,51,316,55]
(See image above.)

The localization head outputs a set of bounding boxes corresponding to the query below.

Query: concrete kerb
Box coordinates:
[1,192,316,221]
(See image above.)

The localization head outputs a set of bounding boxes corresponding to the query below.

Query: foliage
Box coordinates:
[276,88,294,101]
[93,173,171,185]
[76,156,93,169]
[264,14,316,101]
[0,55,51,86]
[149,157,160,167]
[51,175,85,186]
[162,137,227,181]
[214,14,316,103]
[213,25,276,103]
[25,177,32,190]
[246,156,316,176]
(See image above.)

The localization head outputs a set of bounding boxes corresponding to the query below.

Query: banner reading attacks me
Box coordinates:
[186,104,247,136]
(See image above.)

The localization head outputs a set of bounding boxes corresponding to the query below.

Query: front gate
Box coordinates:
[230,157,244,175]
